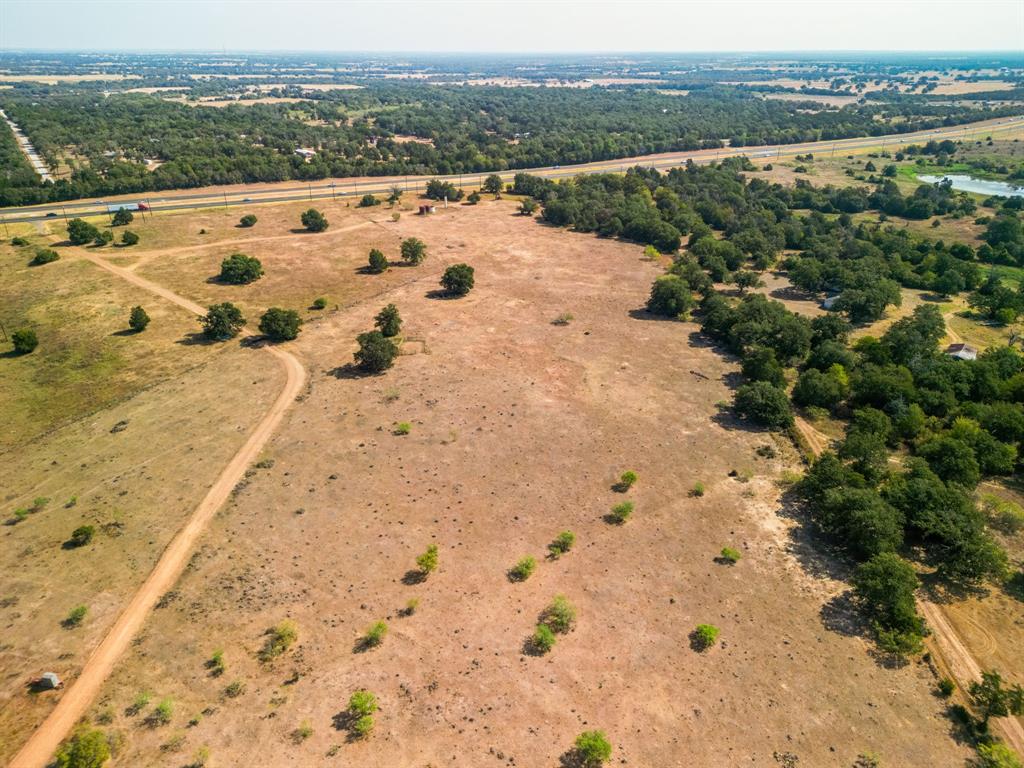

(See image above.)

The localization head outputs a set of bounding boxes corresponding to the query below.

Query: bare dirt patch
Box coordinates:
[80,201,965,767]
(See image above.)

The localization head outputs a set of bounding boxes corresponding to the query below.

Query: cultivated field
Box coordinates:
[0,199,976,766]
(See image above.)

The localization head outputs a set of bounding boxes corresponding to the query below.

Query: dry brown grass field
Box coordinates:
[3,196,1019,766]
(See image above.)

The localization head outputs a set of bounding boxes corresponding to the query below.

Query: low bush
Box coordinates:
[690,481,705,497]
[416,544,438,575]
[548,530,575,558]
[63,605,88,628]
[394,422,411,436]
[573,730,612,766]
[368,248,388,273]
[54,727,110,768]
[224,680,245,698]
[121,230,140,246]
[348,690,378,718]
[301,208,329,232]
[206,650,225,677]
[719,547,742,564]
[259,308,302,341]
[542,595,576,634]
[358,194,381,207]
[239,214,257,227]
[68,525,95,547]
[441,263,475,296]
[692,623,720,650]
[509,556,537,582]
[260,620,298,661]
[361,621,388,649]
[12,328,38,354]
[31,248,59,265]
[607,501,633,524]
[938,677,956,697]
[531,624,556,654]
[312,297,327,310]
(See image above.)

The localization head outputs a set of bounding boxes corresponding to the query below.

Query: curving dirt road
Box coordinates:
[8,253,306,768]
[794,415,831,457]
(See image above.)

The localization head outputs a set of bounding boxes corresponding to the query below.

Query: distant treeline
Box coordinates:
[0,84,1017,205]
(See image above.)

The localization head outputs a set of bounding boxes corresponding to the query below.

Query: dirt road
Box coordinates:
[8,253,307,768]
[798,408,1024,754]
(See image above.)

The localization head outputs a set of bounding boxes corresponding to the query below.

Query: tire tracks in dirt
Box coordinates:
[9,253,307,768]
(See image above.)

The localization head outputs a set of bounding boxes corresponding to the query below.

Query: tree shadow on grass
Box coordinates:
[819,591,868,639]
[0,349,26,360]
[425,289,459,300]
[328,363,381,380]
[627,308,678,322]
[110,328,139,337]
[176,332,221,347]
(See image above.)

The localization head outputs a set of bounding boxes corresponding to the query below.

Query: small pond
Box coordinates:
[918,173,1024,197]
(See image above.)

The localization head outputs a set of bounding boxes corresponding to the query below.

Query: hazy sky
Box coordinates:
[2,0,1022,53]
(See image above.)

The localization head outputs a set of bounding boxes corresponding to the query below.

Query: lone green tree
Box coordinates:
[259,308,302,341]
[483,174,503,194]
[400,238,426,266]
[368,248,388,273]
[121,230,139,246]
[201,303,246,340]
[239,214,258,228]
[441,263,474,296]
[354,331,398,373]
[219,253,263,284]
[969,670,1024,730]
[374,304,402,337]
[128,306,150,332]
[111,208,134,226]
[12,328,38,354]
[67,218,100,245]
[301,208,329,232]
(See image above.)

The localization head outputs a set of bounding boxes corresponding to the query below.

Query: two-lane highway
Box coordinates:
[2,115,1021,224]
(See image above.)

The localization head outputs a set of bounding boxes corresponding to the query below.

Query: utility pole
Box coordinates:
[1,216,8,238]
[222,192,228,209]
[308,183,312,201]
[61,206,69,224]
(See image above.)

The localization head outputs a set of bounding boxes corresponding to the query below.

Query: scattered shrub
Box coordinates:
[239,214,257,227]
[607,501,633,524]
[207,650,225,677]
[519,199,537,215]
[260,619,298,661]
[200,302,246,340]
[259,308,302,341]
[552,312,574,325]
[361,621,388,649]
[615,470,637,492]
[394,422,411,436]
[441,263,475,296]
[548,530,576,558]
[69,525,96,547]
[354,330,398,372]
[509,556,537,582]
[542,595,576,634]
[938,677,956,697]
[94,229,114,246]
[531,624,556,654]
[224,680,245,698]
[348,690,378,718]
[128,305,150,332]
[11,236,29,246]
[63,604,88,628]
[692,623,720,651]
[401,598,419,616]
[12,328,38,354]
[719,547,742,564]
[54,727,110,768]
[312,297,328,310]
[301,208,329,232]
[218,253,263,284]
[121,230,139,246]
[690,481,705,497]
[111,208,134,226]
[466,190,481,204]
[351,715,374,739]
[400,237,426,265]
[127,691,151,716]
[148,698,174,727]
[368,248,388,273]
[573,730,612,766]
[358,194,380,207]
[416,544,439,575]
[374,304,402,337]
[31,248,59,265]
[292,720,313,743]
